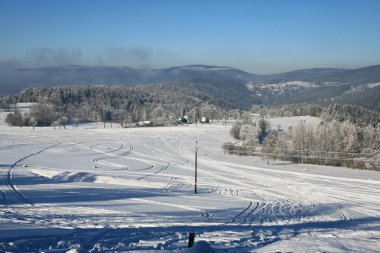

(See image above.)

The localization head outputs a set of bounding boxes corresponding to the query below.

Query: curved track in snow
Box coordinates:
[0,124,377,252]
[6,143,59,205]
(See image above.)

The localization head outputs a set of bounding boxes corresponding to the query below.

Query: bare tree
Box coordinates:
[29,117,37,130]
[230,124,241,140]
[58,116,68,129]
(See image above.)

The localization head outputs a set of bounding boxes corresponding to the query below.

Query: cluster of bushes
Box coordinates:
[224,116,380,170]
[5,104,69,129]
[263,120,380,170]
[223,118,271,154]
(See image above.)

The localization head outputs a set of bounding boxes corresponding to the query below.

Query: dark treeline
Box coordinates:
[3,85,239,127]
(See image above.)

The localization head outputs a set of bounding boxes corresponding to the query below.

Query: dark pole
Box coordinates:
[195,140,198,194]
[188,232,195,248]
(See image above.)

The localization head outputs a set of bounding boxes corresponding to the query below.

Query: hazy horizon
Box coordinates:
[2,62,379,75]
[1,0,380,74]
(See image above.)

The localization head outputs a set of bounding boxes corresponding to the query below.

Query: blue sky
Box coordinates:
[1,0,379,73]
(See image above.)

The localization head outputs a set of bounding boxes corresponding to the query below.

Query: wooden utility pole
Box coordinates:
[195,140,198,194]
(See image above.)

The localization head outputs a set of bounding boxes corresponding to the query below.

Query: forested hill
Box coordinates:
[1,64,380,111]
[0,65,257,94]
[12,84,244,126]
[17,78,254,110]
[259,65,380,84]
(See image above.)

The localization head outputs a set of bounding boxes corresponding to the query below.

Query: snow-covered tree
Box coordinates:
[5,111,23,127]
[239,124,257,146]
[151,106,166,125]
[30,103,55,126]
[230,124,241,140]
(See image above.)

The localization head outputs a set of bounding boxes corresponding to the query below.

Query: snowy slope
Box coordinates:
[0,122,379,252]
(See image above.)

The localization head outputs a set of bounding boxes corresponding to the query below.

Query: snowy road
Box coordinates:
[0,122,379,252]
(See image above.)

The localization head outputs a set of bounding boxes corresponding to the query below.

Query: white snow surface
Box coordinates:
[367,82,380,88]
[0,121,379,252]
[268,116,321,131]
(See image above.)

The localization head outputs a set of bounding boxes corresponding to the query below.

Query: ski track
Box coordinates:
[137,163,171,181]
[0,125,378,252]
[84,141,160,172]
[6,143,60,206]
[192,145,353,227]
[77,137,214,218]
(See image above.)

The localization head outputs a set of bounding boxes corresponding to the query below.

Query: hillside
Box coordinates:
[1,64,380,111]
[259,65,380,84]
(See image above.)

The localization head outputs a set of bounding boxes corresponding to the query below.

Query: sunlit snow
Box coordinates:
[0,118,379,252]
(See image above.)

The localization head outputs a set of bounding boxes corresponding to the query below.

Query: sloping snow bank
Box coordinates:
[29,168,163,188]
[182,241,216,253]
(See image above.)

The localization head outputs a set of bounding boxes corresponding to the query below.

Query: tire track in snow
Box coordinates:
[147,135,190,165]
[244,202,260,224]
[160,183,215,219]
[0,188,6,204]
[120,142,161,171]
[196,153,323,225]
[149,136,215,219]
[88,142,157,172]
[150,134,295,223]
[6,143,60,205]
[137,163,171,181]
[321,204,351,222]
[231,201,253,223]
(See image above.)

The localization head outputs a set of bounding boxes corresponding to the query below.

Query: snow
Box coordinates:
[4,102,37,113]
[258,81,318,89]
[247,81,318,96]
[367,82,380,88]
[0,120,379,252]
[182,241,216,253]
[267,116,321,131]
[245,82,254,91]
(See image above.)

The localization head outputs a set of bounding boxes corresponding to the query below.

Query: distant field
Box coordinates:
[267,115,321,131]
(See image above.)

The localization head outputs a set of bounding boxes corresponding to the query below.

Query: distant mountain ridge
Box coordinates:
[0,64,258,93]
[1,64,380,94]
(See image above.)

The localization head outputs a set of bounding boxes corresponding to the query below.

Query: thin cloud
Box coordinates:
[0,47,185,70]
[26,48,84,67]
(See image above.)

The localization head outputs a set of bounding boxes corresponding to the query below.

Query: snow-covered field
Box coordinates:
[0,119,379,252]
[268,115,321,131]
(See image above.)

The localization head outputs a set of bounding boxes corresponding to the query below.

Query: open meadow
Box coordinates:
[0,119,379,252]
